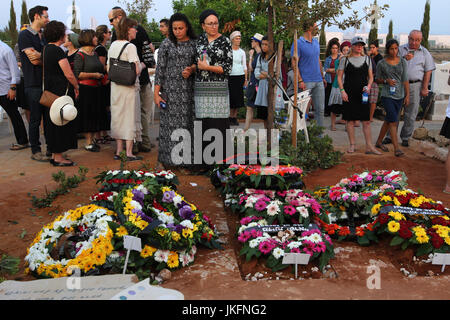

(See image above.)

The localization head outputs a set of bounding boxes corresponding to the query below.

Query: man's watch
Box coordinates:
[10,87,17,91]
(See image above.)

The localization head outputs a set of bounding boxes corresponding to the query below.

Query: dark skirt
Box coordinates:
[342,94,370,121]
[440,117,450,139]
[75,84,103,133]
[246,82,257,107]
[228,75,245,109]
[381,97,403,123]
[46,95,78,154]
[330,104,344,115]
[255,105,268,120]
[99,83,111,131]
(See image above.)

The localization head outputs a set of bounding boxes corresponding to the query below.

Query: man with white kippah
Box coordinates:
[228,30,247,126]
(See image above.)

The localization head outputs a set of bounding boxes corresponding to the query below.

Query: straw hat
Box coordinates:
[50,96,78,126]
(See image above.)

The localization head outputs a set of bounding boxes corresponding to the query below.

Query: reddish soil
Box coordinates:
[1,142,449,299]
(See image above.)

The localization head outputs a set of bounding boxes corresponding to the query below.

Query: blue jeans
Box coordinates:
[25,86,48,154]
[305,81,325,128]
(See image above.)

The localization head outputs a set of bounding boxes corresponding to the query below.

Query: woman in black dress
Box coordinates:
[337,37,381,155]
[154,13,197,171]
[42,21,79,166]
[74,29,105,152]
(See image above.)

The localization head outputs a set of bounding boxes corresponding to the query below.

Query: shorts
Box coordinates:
[381,97,403,123]
[369,82,379,104]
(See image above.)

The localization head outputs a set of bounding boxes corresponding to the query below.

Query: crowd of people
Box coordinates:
[1,5,448,190]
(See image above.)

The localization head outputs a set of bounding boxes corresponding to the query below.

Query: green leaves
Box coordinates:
[390,236,405,247]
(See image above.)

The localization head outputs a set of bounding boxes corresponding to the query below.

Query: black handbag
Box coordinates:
[108,42,137,86]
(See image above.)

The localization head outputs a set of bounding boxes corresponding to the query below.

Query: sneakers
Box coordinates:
[382,137,392,145]
[31,151,50,162]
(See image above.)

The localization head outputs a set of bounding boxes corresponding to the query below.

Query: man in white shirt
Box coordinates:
[0,40,29,150]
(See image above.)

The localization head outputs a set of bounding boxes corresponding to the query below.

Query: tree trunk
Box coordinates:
[267,4,275,148]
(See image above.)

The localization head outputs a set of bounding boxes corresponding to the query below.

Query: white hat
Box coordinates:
[230,31,241,41]
[50,96,77,126]
[251,33,264,42]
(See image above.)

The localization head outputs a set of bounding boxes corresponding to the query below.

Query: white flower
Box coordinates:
[180,220,194,230]
[266,202,280,216]
[144,172,156,178]
[249,239,259,248]
[272,247,285,260]
[135,172,142,178]
[173,195,183,206]
[112,170,120,175]
[122,170,130,175]
[297,206,309,218]
[154,250,169,263]
[287,241,302,249]
[308,233,323,244]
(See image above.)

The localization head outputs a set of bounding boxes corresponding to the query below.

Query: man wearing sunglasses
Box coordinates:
[18,5,51,162]
[108,7,156,153]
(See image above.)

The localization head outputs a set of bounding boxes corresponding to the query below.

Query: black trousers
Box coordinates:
[0,94,29,145]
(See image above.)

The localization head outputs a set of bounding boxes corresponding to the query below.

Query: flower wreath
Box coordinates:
[233,189,327,226]
[115,182,221,253]
[213,164,305,198]
[95,169,179,193]
[237,216,334,272]
[25,205,120,278]
[370,189,450,256]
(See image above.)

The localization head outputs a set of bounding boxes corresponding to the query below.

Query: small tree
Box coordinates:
[420,0,430,49]
[386,20,393,42]
[71,0,80,33]
[119,0,154,25]
[319,22,326,61]
[20,0,29,26]
[8,0,18,48]
[368,0,379,44]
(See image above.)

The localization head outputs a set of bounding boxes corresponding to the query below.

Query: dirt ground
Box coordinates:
[0,136,449,300]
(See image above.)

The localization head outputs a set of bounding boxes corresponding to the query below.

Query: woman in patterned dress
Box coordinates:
[154,13,197,170]
[194,9,233,171]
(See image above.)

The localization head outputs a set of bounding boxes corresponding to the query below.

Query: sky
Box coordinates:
[1,0,449,35]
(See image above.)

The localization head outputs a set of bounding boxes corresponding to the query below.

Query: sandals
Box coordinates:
[126,155,143,162]
[347,144,355,153]
[85,144,100,152]
[52,160,75,167]
[375,144,389,152]
[394,150,404,157]
[10,143,30,151]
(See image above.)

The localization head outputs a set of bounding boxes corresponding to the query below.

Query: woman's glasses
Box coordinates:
[109,17,116,23]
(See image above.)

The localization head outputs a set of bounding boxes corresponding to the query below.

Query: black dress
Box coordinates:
[342,56,370,121]
[42,44,77,154]
[73,50,104,133]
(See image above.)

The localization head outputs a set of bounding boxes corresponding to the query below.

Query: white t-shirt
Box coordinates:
[230,48,247,76]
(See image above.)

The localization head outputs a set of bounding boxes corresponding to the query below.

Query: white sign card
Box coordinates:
[123,235,142,274]
[282,253,310,279]
[432,253,450,272]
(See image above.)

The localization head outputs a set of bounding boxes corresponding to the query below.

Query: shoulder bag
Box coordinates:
[108,42,137,86]
[39,46,68,108]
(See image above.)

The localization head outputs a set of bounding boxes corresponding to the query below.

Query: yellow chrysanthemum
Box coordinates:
[416,234,429,244]
[445,237,450,246]
[116,226,128,237]
[393,197,402,206]
[388,211,405,221]
[141,245,157,258]
[171,231,181,242]
[157,228,169,237]
[412,226,427,237]
[371,204,381,215]
[395,190,408,197]
[380,195,392,202]
[387,221,400,233]
[167,252,179,269]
